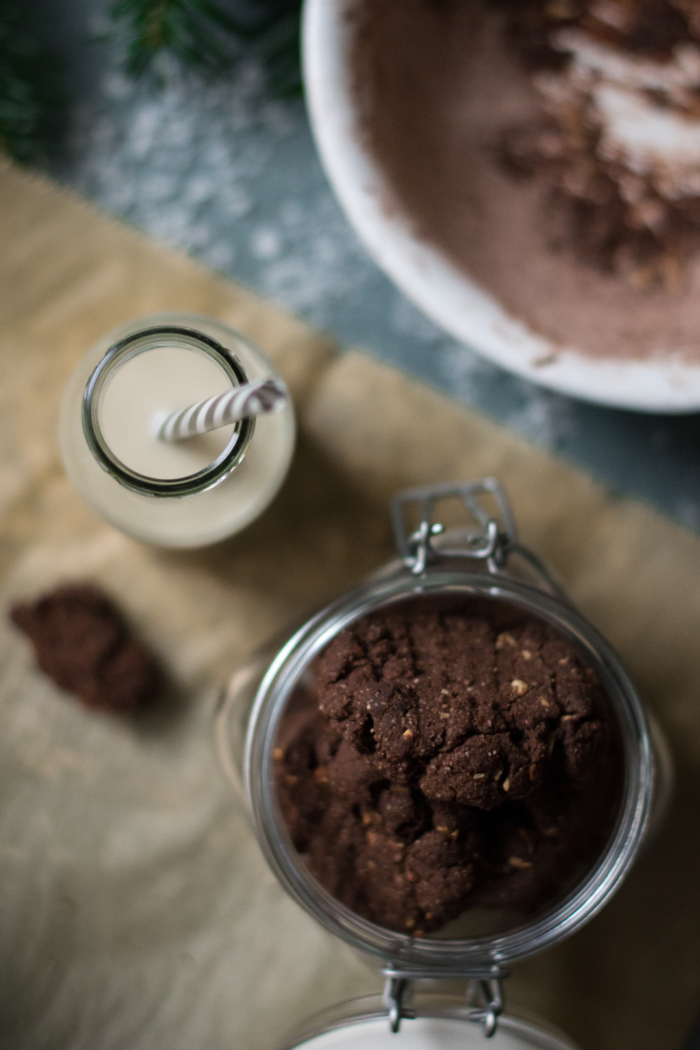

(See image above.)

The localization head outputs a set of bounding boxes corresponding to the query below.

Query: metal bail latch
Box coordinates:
[466,974,505,1039]
[382,966,505,1038]
[382,975,416,1034]
[391,478,518,576]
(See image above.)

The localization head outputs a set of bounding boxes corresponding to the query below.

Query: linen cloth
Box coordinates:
[1,158,698,1050]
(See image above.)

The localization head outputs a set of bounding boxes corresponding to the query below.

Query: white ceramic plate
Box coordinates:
[302,0,700,412]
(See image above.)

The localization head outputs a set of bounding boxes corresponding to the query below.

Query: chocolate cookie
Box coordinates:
[10,584,160,713]
[275,600,620,934]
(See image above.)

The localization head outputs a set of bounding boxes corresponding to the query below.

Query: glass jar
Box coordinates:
[217,479,671,1045]
[60,313,295,548]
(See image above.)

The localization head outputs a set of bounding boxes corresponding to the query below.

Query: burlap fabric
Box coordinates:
[1,158,698,1050]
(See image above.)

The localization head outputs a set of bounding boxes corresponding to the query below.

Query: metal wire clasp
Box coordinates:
[382,966,505,1037]
[466,974,505,1038]
[391,478,517,576]
[382,975,416,1033]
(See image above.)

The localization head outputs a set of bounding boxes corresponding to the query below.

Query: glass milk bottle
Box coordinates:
[60,313,295,548]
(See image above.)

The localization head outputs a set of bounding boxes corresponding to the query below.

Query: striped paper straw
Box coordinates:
[158,378,287,443]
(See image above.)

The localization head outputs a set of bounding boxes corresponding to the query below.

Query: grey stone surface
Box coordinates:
[36,0,700,529]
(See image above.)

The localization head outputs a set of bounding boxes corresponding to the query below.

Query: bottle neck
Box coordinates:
[82,325,254,498]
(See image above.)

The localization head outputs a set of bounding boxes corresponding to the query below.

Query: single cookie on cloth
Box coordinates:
[10,584,160,713]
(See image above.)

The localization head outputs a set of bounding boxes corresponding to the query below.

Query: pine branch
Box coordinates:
[109,0,303,92]
[0,4,65,162]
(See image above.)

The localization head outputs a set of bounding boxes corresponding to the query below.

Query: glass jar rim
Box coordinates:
[243,566,655,973]
[82,324,255,497]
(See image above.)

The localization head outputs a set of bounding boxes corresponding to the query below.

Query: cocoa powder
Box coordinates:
[349,0,700,362]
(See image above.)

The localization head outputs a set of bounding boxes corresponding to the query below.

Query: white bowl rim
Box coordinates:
[302,0,700,414]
